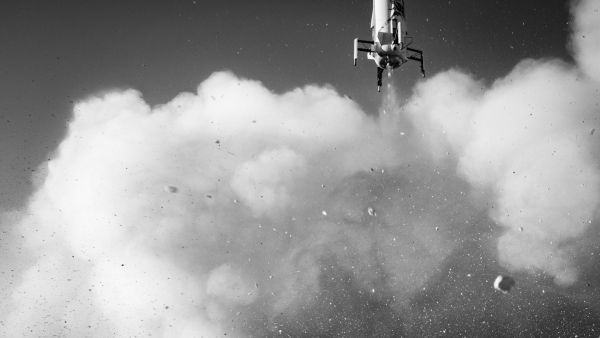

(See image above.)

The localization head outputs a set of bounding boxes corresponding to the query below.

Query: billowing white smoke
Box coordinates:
[572,0,600,82]
[406,1,600,285]
[1,71,474,336]
[1,0,599,336]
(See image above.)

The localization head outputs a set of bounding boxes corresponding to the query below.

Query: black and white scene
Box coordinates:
[1,0,600,336]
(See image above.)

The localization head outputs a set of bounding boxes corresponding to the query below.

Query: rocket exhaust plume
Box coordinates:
[1,0,599,336]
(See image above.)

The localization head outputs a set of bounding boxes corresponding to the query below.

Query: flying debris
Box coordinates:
[367,207,376,216]
[353,0,426,92]
[493,275,516,294]
[164,185,178,193]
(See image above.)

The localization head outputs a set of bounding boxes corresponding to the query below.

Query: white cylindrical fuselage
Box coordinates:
[370,0,408,69]
[372,0,393,45]
[372,0,391,36]
[371,0,407,45]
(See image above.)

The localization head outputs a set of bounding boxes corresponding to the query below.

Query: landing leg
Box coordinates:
[420,51,426,77]
[353,38,358,66]
[407,47,426,78]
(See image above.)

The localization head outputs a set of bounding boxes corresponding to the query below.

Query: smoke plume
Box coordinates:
[406,59,600,285]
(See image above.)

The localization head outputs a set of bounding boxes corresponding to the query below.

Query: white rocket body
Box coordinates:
[367,0,409,69]
[353,0,425,90]
[371,0,407,47]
